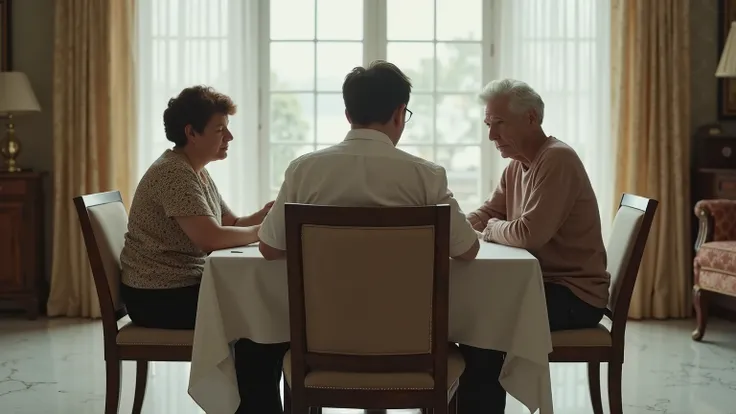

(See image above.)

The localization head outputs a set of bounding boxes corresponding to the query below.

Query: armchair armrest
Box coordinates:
[694,199,736,250]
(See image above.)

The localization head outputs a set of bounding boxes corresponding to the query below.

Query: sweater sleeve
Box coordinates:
[467,166,508,231]
[483,151,581,250]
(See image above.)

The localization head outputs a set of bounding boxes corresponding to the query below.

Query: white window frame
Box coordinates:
[258,0,498,206]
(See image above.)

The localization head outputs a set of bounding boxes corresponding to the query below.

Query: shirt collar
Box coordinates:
[344,129,395,146]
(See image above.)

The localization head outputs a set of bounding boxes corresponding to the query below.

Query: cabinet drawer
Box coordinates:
[695,137,736,169]
[0,180,27,196]
[0,201,25,292]
[715,173,736,198]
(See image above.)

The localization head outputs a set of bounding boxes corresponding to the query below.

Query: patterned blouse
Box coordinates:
[120,150,232,289]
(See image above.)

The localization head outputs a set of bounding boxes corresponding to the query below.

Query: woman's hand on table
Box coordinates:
[253,200,275,224]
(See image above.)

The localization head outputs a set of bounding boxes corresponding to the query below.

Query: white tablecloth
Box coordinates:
[188,242,554,414]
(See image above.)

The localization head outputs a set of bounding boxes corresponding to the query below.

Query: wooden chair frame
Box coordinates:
[691,199,736,342]
[283,203,457,414]
[549,193,658,414]
[74,191,193,414]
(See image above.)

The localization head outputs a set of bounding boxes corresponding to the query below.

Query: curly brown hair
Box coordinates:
[163,86,237,148]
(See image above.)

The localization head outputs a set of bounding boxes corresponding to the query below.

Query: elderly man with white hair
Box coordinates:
[457,79,610,413]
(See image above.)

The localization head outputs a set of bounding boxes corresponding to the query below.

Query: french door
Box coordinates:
[262,0,495,213]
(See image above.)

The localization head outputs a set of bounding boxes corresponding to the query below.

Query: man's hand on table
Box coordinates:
[481,218,502,243]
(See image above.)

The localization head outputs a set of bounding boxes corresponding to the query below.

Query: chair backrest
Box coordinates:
[605,193,658,351]
[73,191,129,330]
[284,203,451,393]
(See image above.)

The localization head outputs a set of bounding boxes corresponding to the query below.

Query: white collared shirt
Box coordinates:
[258,129,478,257]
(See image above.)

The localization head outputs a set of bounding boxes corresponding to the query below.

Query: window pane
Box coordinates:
[386,0,434,41]
[436,42,482,92]
[271,0,315,40]
[316,42,363,91]
[438,146,481,213]
[396,145,434,162]
[317,0,363,40]
[271,42,315,91]
[270,145,316,189]
[436,94,483,144]
[402,93,434,144]
[270,93,315,144]
[570,0,595,38]
[436,0,482,41]
[386,42,434,92]
[316,93,348,144]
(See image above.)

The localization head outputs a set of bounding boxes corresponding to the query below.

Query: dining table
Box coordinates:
[188,241,554,414]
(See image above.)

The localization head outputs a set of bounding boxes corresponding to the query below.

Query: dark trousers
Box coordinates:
[121,284,290,414]
[456,282,605,414]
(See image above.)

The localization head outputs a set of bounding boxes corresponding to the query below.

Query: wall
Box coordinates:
[691,0,720,130]
[10,0,55,279]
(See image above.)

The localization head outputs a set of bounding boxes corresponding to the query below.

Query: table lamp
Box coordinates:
[717,22,736,77]
[0,72,42,172]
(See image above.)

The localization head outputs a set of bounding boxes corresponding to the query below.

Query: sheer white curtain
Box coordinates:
[135,0,613,229]
[493,0,614,233]
[136,0,262,216]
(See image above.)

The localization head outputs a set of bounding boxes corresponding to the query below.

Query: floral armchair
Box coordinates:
[692,199,736,341]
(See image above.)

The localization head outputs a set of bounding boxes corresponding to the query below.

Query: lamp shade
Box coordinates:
[0,72,42,116]
[717,22,736,77]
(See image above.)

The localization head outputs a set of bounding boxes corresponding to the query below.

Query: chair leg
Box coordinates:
[292,403,309,414]
[607,362,623,414]
[132,360,148,414]
[587,362,603,414]
[284,382,292,413]
[288,386,308,414]
[449,394,458,414]
[105,359,122,414]
[692,286,709,341]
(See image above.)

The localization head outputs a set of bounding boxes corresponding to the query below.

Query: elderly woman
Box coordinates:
[120,86,287,414]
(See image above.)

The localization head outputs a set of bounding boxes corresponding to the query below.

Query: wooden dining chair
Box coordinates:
[74,191,194,414]
[281,203,463,414]
[548,193,658,414]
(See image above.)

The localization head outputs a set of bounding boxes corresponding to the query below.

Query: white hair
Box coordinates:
[478,79,545,124]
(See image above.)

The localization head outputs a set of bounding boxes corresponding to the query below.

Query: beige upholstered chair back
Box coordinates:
[606,206,645,313]
[301,224,436,355]
[73,191,129,315]
[605,194,658,318]
[88,203,128,311]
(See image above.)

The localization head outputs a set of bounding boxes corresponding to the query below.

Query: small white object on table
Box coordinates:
[188,242,554,414]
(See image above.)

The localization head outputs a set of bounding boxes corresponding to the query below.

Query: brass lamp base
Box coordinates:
[0,114,23,173]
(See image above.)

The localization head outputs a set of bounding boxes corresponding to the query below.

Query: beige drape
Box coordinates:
[611,0,691,319]
[47,0,136,318]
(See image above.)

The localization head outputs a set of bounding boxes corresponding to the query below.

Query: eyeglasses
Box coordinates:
[405,108,413,123]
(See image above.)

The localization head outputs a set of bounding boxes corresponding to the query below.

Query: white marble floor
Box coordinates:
[1,317,735,414]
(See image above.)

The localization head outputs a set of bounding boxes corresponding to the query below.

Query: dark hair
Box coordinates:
[163,86,237,147]
[342,60,412,125]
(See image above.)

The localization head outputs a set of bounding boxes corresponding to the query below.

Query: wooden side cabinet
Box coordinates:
[0,172,46,319]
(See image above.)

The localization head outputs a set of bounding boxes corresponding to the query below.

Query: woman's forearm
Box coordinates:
[209,225,260,250]
[234,214,260,227]
[175,215,261,252]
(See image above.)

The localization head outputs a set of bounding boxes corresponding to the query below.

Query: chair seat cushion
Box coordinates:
[283,345,465,393]
[695,241,736,295]
[116,321,194,346]
[551,323,612,347]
